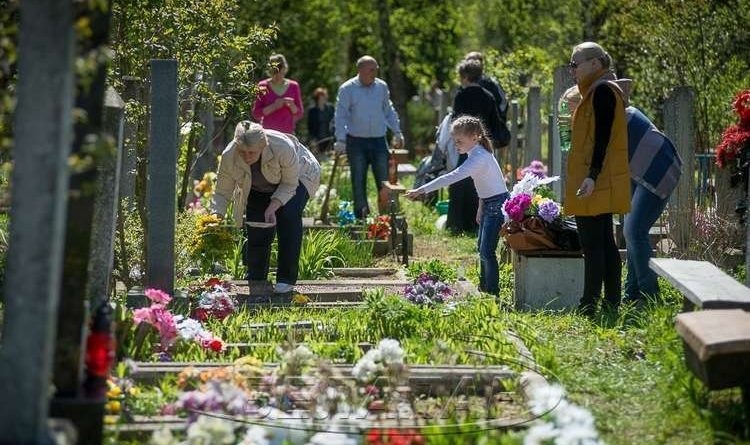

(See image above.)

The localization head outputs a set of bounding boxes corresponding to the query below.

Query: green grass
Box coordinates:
[507,282,749,444]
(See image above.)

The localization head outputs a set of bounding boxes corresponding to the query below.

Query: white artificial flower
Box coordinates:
[150,427,179,445]
[377,338,404,364]
[554,424,601,445]
[176,317,205,340]
[352,357,380,382]
[293,345,315,362]
[512,173,540,197]
[180,122,193,136]
[186,415,236,445]
[523,422,558,445]
[528,384,566,416]
[306,432,358,445]
[554,404,595,429]
[239,425,271,445]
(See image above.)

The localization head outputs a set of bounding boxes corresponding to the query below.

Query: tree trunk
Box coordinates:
[376,0,412,158]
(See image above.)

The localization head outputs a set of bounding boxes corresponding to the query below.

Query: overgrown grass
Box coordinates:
[508,280,749,444]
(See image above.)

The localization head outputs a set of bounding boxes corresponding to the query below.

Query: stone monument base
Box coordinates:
[512,250,583,311]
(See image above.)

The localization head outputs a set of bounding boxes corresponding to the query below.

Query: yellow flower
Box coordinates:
[106,385,122,399]
[532,194,544,206]
[105,400,121,414]
[292,294,311,305]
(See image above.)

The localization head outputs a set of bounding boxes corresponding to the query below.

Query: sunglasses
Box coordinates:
[568,58,593,69]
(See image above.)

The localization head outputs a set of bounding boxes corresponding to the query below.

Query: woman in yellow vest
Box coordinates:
[565,42,630,315]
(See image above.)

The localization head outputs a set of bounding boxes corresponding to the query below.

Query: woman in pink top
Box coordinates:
[251,54,304,134]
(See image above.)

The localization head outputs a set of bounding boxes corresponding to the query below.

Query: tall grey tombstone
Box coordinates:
[663,86,695,254]
[0,0,74,442]
[119,76,141,211]
[551,66,575,201]
[508,100,520,186]
[87,87,124,309]
[146,60,178,295]
[525,86,542,164]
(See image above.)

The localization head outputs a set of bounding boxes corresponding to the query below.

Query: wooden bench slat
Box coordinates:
[649,258,750,309]
[675,309,750,361]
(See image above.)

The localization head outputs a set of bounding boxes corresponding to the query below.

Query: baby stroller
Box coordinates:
[413,113,458,206]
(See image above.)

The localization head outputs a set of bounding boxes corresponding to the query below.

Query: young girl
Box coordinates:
[405,115,509,295]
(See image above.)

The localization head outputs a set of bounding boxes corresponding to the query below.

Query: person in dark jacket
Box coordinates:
[464,51,510,145]
[446,59,503,234]
[307,87,335,153]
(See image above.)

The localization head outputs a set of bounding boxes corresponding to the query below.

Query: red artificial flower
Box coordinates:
[204,277,222,288]
[733,89,750,124]
[715,89,750,169]
[191,307,209,322]
[208,339,224,352]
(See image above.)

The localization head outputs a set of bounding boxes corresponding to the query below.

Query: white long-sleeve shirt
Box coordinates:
[415,144,508,199]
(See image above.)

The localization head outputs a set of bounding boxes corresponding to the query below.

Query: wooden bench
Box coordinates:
[649,258,750,310]
[675,309,750,425]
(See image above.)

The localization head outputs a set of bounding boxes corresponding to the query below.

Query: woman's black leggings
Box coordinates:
[575,213,621,309]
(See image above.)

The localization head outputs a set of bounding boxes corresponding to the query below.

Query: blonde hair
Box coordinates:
[234,121,267,149]
[451,115,493,153]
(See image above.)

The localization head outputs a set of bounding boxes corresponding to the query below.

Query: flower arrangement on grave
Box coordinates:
[132,288,225,358]
[501,170,563,251]
[366,214,391,240]
[189,213,235,271]
[402,272,454,305]
[187,171,217,214]
[715,89,750,221]
[189,277,236,321]
[337,200,356,226]
[366,428,425,445]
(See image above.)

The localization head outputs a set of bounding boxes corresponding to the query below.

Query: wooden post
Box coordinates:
[146,59,178,295]
[0,1,75,441]
[525,86,542,163]
[551,66,575,201]
[508,100,520,186]
[663,86,695,254]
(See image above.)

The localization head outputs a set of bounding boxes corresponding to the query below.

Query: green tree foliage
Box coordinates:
[110,0,275,120]
[601,0,750,150]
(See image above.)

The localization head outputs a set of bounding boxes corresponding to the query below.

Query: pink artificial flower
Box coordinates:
[145,288,172,305]
[504,194,532,223]
[151,306,178,348]
[133,307,156,326]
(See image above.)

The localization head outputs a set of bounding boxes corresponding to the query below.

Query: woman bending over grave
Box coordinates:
[210,121,320,294]
[405,116,509,296]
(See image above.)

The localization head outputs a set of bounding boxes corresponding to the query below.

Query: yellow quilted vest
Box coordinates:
[564,72,631,216]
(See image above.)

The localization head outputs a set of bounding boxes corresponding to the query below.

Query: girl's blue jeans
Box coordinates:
[477,192,509,295]
[623,182,668,302]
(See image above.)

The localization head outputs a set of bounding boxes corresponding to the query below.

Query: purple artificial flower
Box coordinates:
[521,160,548,179]
[537,199,561,223]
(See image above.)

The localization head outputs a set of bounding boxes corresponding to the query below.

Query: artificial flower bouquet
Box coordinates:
[715,89,750,221]
[189,277,236,321]
[366,215,392,240]
[403,272,454,305]
[501,170,563,252]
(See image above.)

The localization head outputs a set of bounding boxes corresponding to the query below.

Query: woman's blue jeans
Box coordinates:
[346,135,389,219]
[623,182,668,301]
[477,192,509,295]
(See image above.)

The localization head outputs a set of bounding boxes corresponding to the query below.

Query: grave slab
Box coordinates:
[512,250,583,311]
